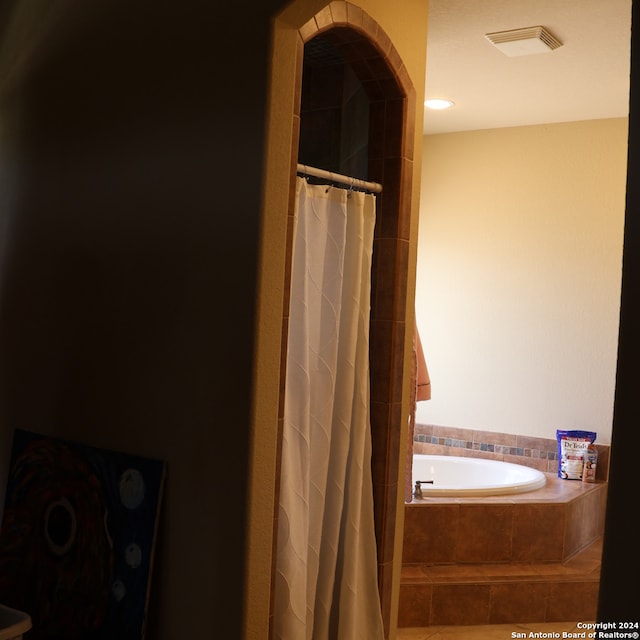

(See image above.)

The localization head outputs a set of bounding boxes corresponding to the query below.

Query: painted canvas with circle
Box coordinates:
[0,429,167,639]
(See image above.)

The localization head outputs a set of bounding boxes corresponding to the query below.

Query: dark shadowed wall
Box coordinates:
[0,1,284,637]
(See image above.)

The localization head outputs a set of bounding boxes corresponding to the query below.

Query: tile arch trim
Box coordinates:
[297,1,415,104]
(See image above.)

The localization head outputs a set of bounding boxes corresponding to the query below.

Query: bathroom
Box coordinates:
[399,1,628,628]
[261,0,632,637]
[0,1,636,639]
[400,103,626,631]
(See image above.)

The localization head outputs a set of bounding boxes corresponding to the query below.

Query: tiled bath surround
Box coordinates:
[400,477,607,626]
[400,427,609,626]
[403,477,607,566]
[413,424,610,480]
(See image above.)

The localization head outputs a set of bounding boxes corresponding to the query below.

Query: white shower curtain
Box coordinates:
[274,177,384,640]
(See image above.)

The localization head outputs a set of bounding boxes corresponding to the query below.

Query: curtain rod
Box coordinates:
[296,163,383,194]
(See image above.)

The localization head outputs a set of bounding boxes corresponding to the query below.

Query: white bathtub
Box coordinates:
[411,454,547,497]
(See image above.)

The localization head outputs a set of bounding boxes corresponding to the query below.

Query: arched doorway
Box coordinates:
[273,6,418,636]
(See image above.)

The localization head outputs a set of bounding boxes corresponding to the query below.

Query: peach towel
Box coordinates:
[406,322,431,502]
[415,325,431,402]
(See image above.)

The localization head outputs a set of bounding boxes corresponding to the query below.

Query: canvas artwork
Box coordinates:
[0,429,167,639]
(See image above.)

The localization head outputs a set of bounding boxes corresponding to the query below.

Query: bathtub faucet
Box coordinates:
[413,479,434,499]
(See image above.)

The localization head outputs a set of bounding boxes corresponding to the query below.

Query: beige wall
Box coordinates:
[248,1,429,637]
[415,118,628,446]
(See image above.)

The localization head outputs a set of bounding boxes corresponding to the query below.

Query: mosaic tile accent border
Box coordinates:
[414,434,557,461]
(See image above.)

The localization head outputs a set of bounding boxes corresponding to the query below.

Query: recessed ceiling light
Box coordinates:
[425,98,455,110]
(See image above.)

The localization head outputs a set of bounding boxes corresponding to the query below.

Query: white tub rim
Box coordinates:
[411,453,547,497]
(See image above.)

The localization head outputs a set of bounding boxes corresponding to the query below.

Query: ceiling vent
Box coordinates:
[485,26,562,57]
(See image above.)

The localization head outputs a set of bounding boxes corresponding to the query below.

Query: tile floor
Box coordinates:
[397,621,591,639]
